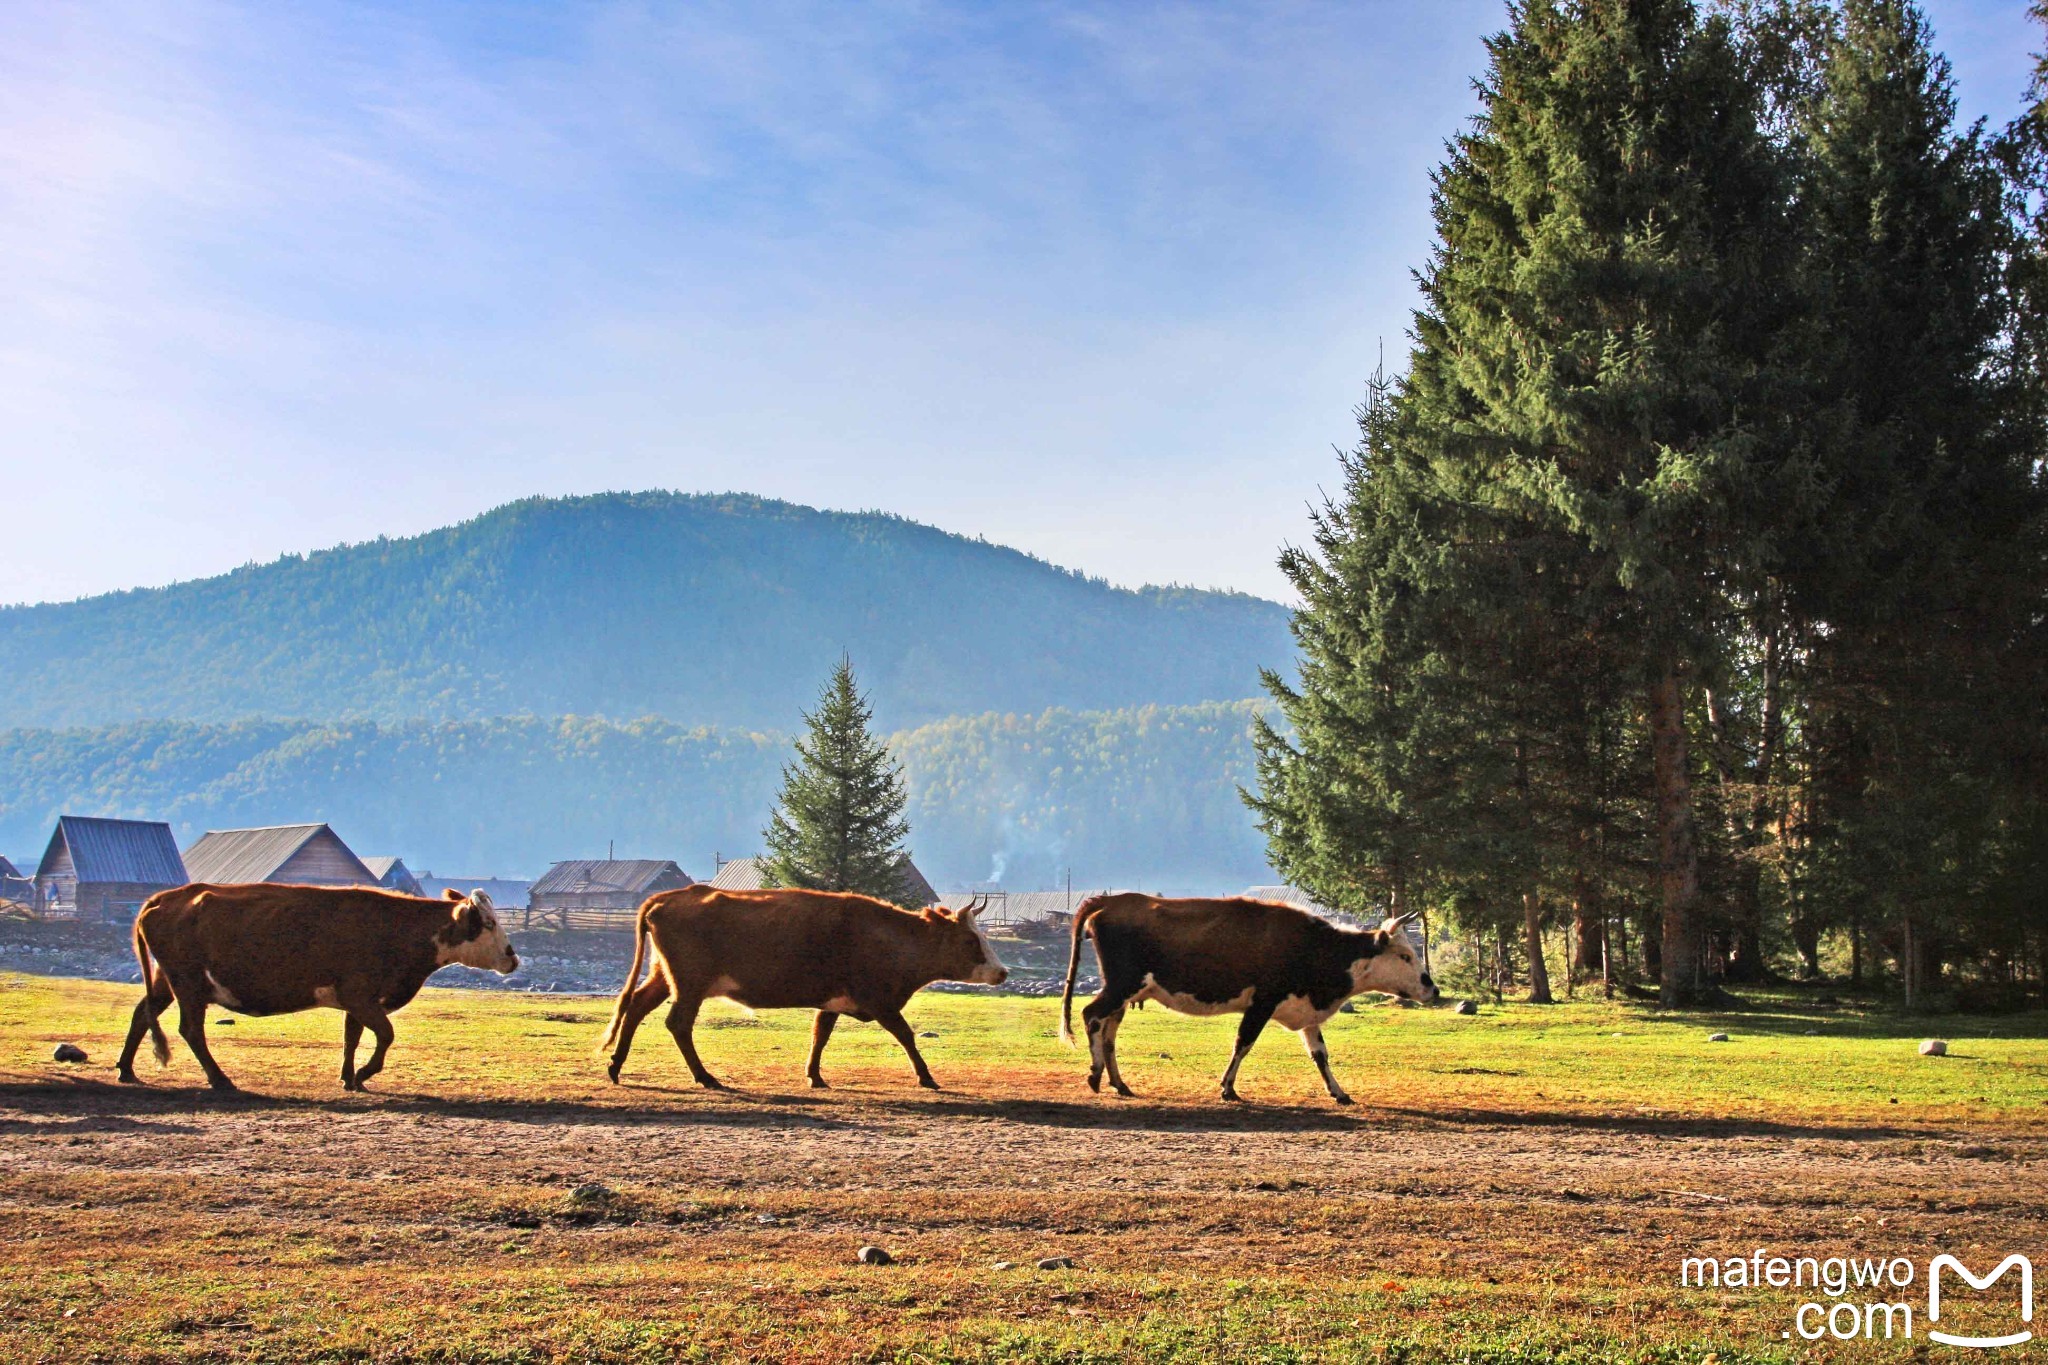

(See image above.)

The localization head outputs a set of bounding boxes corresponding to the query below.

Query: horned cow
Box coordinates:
[1059,893,1437,1104]
[599,885,1008,1091]
[118,882,518,1092]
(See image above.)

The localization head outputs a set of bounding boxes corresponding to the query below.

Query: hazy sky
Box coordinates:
[1,1,2036,607]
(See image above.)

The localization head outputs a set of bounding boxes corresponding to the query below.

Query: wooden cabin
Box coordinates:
[711,855,940,908]
[182,823,376,887]
[415,873,534,914]
[34,816,189,921]
[361,856,424,897]
[0,856,35,913]
[527,859,693,932]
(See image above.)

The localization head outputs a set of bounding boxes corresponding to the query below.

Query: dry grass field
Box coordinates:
[1,972,2045,1362]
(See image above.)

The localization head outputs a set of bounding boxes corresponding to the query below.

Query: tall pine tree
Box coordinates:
[763,658,917,905]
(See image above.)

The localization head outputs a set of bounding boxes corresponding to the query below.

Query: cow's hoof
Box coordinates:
[1111,1084,1134,1099]
[918,1077,941,1091]
[697,1077,726,1091]
[606,1064,622,1085]
[208,1079,239,1094]
[117,1071,142,1086]
[1332,1094,1355,1106]
[1085,1073,1102,1093]
[808,1077,828,1089]
[1219,1088,1241,1103]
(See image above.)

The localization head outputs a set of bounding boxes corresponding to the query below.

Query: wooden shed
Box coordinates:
[711,855,940,908]
[0,856,35,914]
[182,823,376,887]
[416,873,534,914]
[361,856,425,897]
[34,816,190,921]
[528,859,693,932]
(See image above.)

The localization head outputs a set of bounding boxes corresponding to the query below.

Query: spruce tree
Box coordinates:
[762,658,917,905]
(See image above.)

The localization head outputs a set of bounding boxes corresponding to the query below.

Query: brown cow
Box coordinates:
[1059,894,1437,1104]
[118,883,518,1092]
[598,885,1008,1090]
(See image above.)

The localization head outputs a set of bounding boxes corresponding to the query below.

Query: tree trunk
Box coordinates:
[1901,915,1916,1011]
[1649,665,1706,1006]
[1571,858,1604,977]
[1524,892,1553,1004]
[1792,915,1821,980]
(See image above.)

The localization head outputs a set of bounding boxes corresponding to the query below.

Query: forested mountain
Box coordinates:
[0,493,1290,732]
[0,702,1275,890]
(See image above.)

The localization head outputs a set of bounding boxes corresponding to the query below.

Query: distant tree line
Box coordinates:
[0,701,1276,892]
[1251,0,2048,1009]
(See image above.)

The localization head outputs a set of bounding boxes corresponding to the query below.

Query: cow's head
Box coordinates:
[437,888,519,973]
[1352,912,1438,1003]
[926,895,1009,986]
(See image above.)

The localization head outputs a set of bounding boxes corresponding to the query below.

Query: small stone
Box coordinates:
[1802,1029,1819,1036]
[214,1018,235,1026]
[1919,1039,1948,1057]
[755,1213,779,1224]
[1035,1256,1076,1271]
[857,1245,894,1266]
[1454,1000,1479,1016]
[52,1043,87,1064]
[992,1261,1014,1271]
[1707,1032,1730,1042]
[568,1182,613,1205]
[918,1031,939,1039]
[1338,1001,1357,1014]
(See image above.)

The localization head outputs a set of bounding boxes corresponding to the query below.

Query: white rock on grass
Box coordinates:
[1707,1032,1731,1043]
[857,1245,895,1266]
[1453,1001,1479,1016]
[1919,1039,1948,1057]
[52,1043,87,1063]
[1036,1256,1076,1271]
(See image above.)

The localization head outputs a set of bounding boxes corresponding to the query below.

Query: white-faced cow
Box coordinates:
[598,886,1008,1090]
[1059,893,1437,1104]
[118,882,518,1092]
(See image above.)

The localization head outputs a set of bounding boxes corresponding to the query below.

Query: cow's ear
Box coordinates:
[450,897,483,937]
[443,888,465,903]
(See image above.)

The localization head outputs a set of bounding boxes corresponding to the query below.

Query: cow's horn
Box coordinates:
[1383,911,1417,932]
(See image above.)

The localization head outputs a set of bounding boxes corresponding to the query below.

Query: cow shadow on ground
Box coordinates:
[0,1076,1952,1144]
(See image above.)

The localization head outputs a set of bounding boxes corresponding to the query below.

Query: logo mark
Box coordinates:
[1928,1254,2033,1349]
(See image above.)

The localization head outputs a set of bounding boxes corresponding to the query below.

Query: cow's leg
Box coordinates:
[346,1002,397,1090]
[1299,1024,1352,1104]
[169,979,235,1093]
[116,978,174,1084]
[875,1008,939,1090]
[1098,1008,1133,1097]
[342,1015,364,1089]
[664,991,722,1089]
[606,976,671,1084]
[1218,995,1281,1102]
[806,1010,839,1088]
[1081,979,1139,1095]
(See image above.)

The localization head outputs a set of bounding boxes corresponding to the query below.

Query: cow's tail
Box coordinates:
[1059,895,1114,1047]
[133,913,170,1065]
[597,899,657,1055]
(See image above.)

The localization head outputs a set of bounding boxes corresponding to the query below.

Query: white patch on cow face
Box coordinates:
[1351,929,1438,1003]
[1136,972,1254,1017]
[961,913,1009,986]
[204,971,242,1011]
[439,892,519,974]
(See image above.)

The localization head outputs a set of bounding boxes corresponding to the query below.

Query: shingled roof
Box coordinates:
[711,856,938,906]
[38,817,188,886]
[183,823,374,886]
[530,860,690,898]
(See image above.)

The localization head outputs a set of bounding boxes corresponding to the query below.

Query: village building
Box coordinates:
[527,859,693,931]
[182,823,376,887]
[33,816,189,921]
[712,855,940,908]
[0,855,35,911]
[361,856,424,897]
[415,873,534,911]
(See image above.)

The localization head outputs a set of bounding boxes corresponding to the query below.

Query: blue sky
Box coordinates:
[0,0,2037,607]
